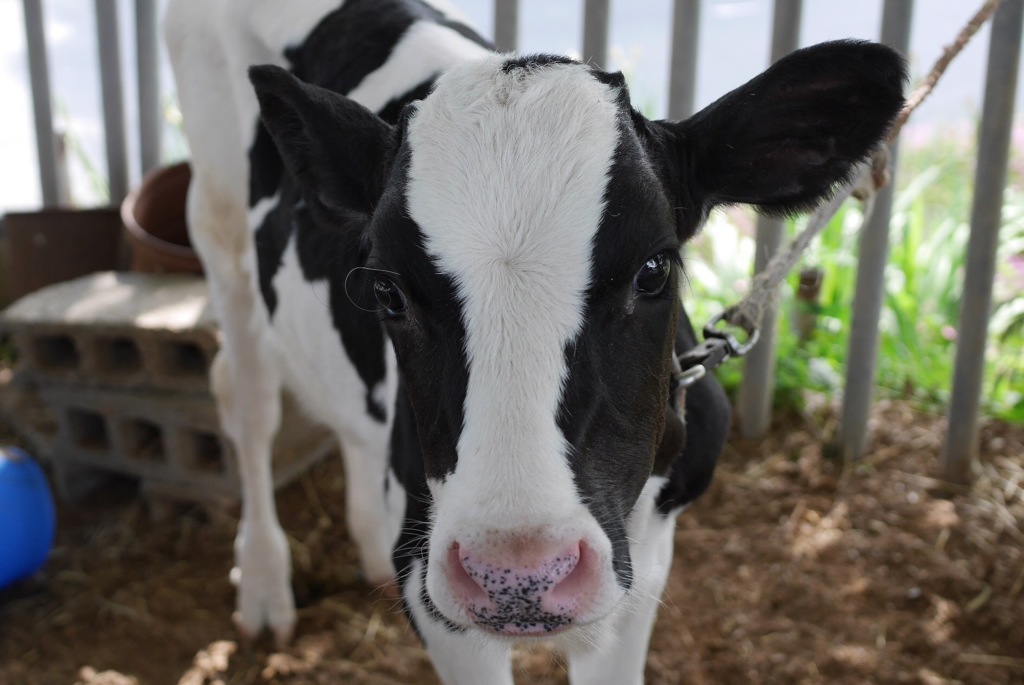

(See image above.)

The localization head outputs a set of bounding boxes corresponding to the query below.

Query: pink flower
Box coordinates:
[1010,253,1024,278]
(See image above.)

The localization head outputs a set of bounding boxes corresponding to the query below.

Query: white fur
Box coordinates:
[405,56,627,628]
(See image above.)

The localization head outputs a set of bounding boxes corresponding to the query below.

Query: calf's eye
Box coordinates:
[633,253,672,296]
[373,275,407,317]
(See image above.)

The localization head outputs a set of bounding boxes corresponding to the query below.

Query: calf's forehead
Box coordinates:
[400,55,625,492]
[403,55,623,312]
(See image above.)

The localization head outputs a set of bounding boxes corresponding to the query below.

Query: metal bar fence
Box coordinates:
[667,0,701,120]
[492,0,518,52]
[22,0,61,207]
[14,0,1022,483]
[94,0,129,203]
[944,0,1024,482]
[135,0,162,176]
[582,0,611,68]
[736,0,803,439]
[840,0,916,462]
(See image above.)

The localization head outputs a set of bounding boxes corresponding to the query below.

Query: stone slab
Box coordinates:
[0,272,218,391]
[0,271,214,329]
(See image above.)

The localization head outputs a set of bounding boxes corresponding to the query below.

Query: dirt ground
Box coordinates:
[1,400,1022,685]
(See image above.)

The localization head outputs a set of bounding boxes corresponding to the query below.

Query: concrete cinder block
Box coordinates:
[0,271,337,507]
[31,380,334,504]
[0,372,60,458]
[0,271,218,392]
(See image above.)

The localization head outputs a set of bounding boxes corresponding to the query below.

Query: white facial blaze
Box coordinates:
[406,56,621,521]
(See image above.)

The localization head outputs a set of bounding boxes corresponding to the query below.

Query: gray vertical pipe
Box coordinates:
[944,0,1023,483]
[582,0,611,68]
[95,0,129,203]
[135,0,161,174]
[22,0,61,207]
[493,0,519,52]
[736,0,803,439]
[840,0,914,462]
[667,0,701,120]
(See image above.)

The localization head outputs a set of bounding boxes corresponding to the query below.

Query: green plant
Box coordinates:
[682,125,1024,422]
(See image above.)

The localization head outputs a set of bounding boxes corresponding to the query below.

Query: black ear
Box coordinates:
[655,40,907,222]
[248,65,395,220]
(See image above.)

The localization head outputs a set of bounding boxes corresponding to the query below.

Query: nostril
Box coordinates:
[547,540,596,609]
[447,542,490,606]
[545,542,581,585]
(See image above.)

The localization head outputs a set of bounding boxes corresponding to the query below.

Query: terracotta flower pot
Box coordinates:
[121,162,203,275]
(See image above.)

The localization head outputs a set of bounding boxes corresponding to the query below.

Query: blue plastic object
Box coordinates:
[0,447,56,588]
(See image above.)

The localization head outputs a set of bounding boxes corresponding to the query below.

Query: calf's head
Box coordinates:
[251,41,905,637]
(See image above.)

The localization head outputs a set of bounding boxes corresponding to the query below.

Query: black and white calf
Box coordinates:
[165,0,905,682]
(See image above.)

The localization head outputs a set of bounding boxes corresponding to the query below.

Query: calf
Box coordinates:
[164,1,906,682]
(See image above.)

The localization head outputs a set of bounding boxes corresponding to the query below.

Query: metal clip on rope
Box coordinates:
[673,311,761,389]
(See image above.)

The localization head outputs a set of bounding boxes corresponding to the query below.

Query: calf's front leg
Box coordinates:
[191,182,294,645]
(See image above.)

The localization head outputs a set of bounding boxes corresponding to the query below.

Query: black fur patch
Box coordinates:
[389,394,465,637]
[377,77,437,123]
[370,154,469,481]
[252,175,388,421]
[251,0,489,297]
[501,53,576,73]
[248,122,285,207]
[285,0,488,95]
